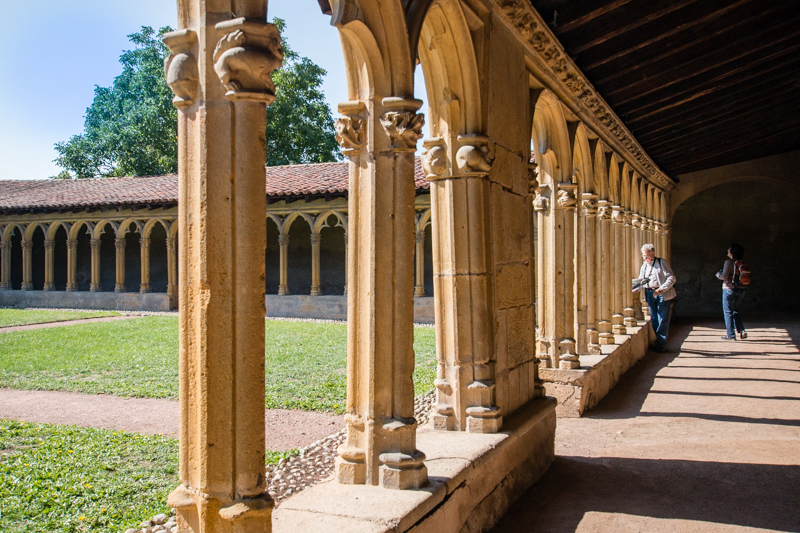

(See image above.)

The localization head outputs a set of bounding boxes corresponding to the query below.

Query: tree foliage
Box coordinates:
[54,21,340,179]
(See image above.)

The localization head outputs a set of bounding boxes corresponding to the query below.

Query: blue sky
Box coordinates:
[0,1,427,180]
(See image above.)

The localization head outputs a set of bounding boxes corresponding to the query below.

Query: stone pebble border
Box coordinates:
[129,391,436,532]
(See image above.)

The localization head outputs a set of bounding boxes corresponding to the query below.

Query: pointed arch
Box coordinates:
[532,90,572,184]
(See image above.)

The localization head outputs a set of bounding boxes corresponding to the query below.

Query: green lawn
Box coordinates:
[0,317,437,413]
[0,309,120,328]
[0,419,293,533]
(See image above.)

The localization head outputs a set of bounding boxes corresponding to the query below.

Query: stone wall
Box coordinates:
[671,180,800,317]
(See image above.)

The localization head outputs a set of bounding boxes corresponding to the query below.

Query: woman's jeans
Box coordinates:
[723,288,746,337]
[645,289,671,348]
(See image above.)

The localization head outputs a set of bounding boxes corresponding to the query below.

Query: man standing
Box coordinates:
[716,243,748,340]
[634,244,677,353]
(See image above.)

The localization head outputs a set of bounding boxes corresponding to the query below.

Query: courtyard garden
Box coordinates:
[0,313,438,532]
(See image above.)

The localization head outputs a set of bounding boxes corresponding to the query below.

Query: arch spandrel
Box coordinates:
[23,222,46,241]
[620,162,633,210]
[118,219,144,236]
[607,153,621,205]
[46,221,72,240]
[3,223,24,242]
[69,220,95,240]
[593,142,609,200]
[142,218,171,239]
[630,173,642,213]
[282,212,314,235]
[416,207,432,230]
[313,210,347,233]
[93,220,119,239]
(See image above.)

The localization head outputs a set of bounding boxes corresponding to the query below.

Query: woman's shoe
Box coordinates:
[739,331,747,339]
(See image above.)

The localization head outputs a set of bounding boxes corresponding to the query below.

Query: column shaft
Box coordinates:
[335,97,427,489]
[114,237,126,293]
[310,232,321,296]
[21,240,32,291]
[1,242,10,289]
[89,239,100,292]
[611,207,626,336]
[581,194,600,354]
[163,5,280,530]
[597,202,614,344]
[555,183,579,369]
[140,237,151,293]
[277,234,289,295]
[414,229,425,297]
[166,237,177,307]
[43,240,54,291]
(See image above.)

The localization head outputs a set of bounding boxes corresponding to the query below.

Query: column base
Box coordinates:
[414,287,425,297]
[310,287,321,296]
[432,411,455,431]
[335,445,366,485]
[114,285,124,293]
[169,483,273,533]
[277,286,290,296]
[559,355,580,369]
[21,283,32,291]
[140,285,151,293]
[43,284,54,291]
[378,450,428,490]
[612,314,626,335]
[89,286,99,292]
[623,307,636,327]
[466,405,502,433]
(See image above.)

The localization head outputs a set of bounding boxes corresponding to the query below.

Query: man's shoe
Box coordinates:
[721,336,736,340]
[739,331,747,340]
[652,345,666,353]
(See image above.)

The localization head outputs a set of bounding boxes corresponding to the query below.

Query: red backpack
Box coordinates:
[733,260,752,287]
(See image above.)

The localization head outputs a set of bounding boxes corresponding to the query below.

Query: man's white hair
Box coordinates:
[641,243,656,254]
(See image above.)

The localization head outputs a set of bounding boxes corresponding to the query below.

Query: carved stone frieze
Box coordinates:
[631,214,642,228]
[581,193,598,217]
[421,138,448,180]
[597,200,612,220]
[556,183,578,209]
[611,206,625,224]
[163,29,199,109]
[455,134,493,177]
[213,18,284,103]
[491,0,673,191]
[528,163,539,195]
[335,117,365,154]
[381,97,425,152]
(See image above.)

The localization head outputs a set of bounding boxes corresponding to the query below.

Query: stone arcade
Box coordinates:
[3,0,799,531]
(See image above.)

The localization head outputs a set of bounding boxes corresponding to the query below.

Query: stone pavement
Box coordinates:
[493,319,800,533]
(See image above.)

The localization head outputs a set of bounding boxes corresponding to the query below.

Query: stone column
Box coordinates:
[414,229,425,297]
[89,238,100,292]
[661,224,671,263]
[425,135,502,433]
[114,237,126,293]
[334,97,428,489]
[581,194,601,354]
[631,213,644,320]
[277,234,290,295]
[555,183,579,369]
[20,240,32,290]
[163,5,282,531]
[43,239,55,291]
[166,237,177,307]
[623,211,637,328]
[533,181,553,367]
[140,237,151,293]
[0,240,10,289]
[342,232,348,296]
[610,206,627,336]
[310,232,321,296]
[596,201,614,345]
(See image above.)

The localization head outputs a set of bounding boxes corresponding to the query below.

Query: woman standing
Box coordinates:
[634,243,677,353]
[716,243,747,340]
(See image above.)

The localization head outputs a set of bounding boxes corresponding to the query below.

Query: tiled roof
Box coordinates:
[0,159,429,211]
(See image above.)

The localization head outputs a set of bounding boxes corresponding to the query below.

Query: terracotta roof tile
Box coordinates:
[0,159,429,211]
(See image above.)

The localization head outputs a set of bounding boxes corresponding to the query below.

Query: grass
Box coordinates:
[0,419,294,533]
[0,317,437,414]
[0,309,120,328]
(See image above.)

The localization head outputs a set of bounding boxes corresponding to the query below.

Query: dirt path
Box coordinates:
[0,315,141,333]
[0,389,343,451]
[493,319,800,533]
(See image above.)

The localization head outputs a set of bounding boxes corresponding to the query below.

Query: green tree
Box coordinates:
[54,27,177,179]
[54,21,340,179]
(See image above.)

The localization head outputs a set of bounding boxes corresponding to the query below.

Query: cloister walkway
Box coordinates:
[494,319,800,533]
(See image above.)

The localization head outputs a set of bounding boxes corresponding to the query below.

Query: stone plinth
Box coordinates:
[0,290,171,311]
[264,295,434,323]
[273,397,556,532]
[539,322,654,417]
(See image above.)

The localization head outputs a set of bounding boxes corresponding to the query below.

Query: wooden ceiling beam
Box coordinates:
[552,0,636,33]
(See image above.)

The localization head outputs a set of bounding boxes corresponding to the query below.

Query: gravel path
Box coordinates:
[0,315,141,333]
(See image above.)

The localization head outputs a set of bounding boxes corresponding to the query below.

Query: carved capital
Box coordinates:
[421,138,447,180]
[556,183,578,209]
[455,134,493,177]
[310,233,321,246]
[415,230,425,244]
[67,239,78,250]
[163,29,199,109]
[141,238,151,248]
[528,163,539,195]
[623,210,634,227]
[43,239,54,251]
[114,238,126,250]
[661,223,670,236]
[90,238,101,251]
[21,240,32,252]
[533,183,551,212]
[581,193,598,217]
[611,206,625,224]
[278,234,289,247]
[213,18,284,103]
[166,237,177,251]
[380,97,424,152]
[597,200,613,220]
[334,117,365,155]
[631,214,642,228]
